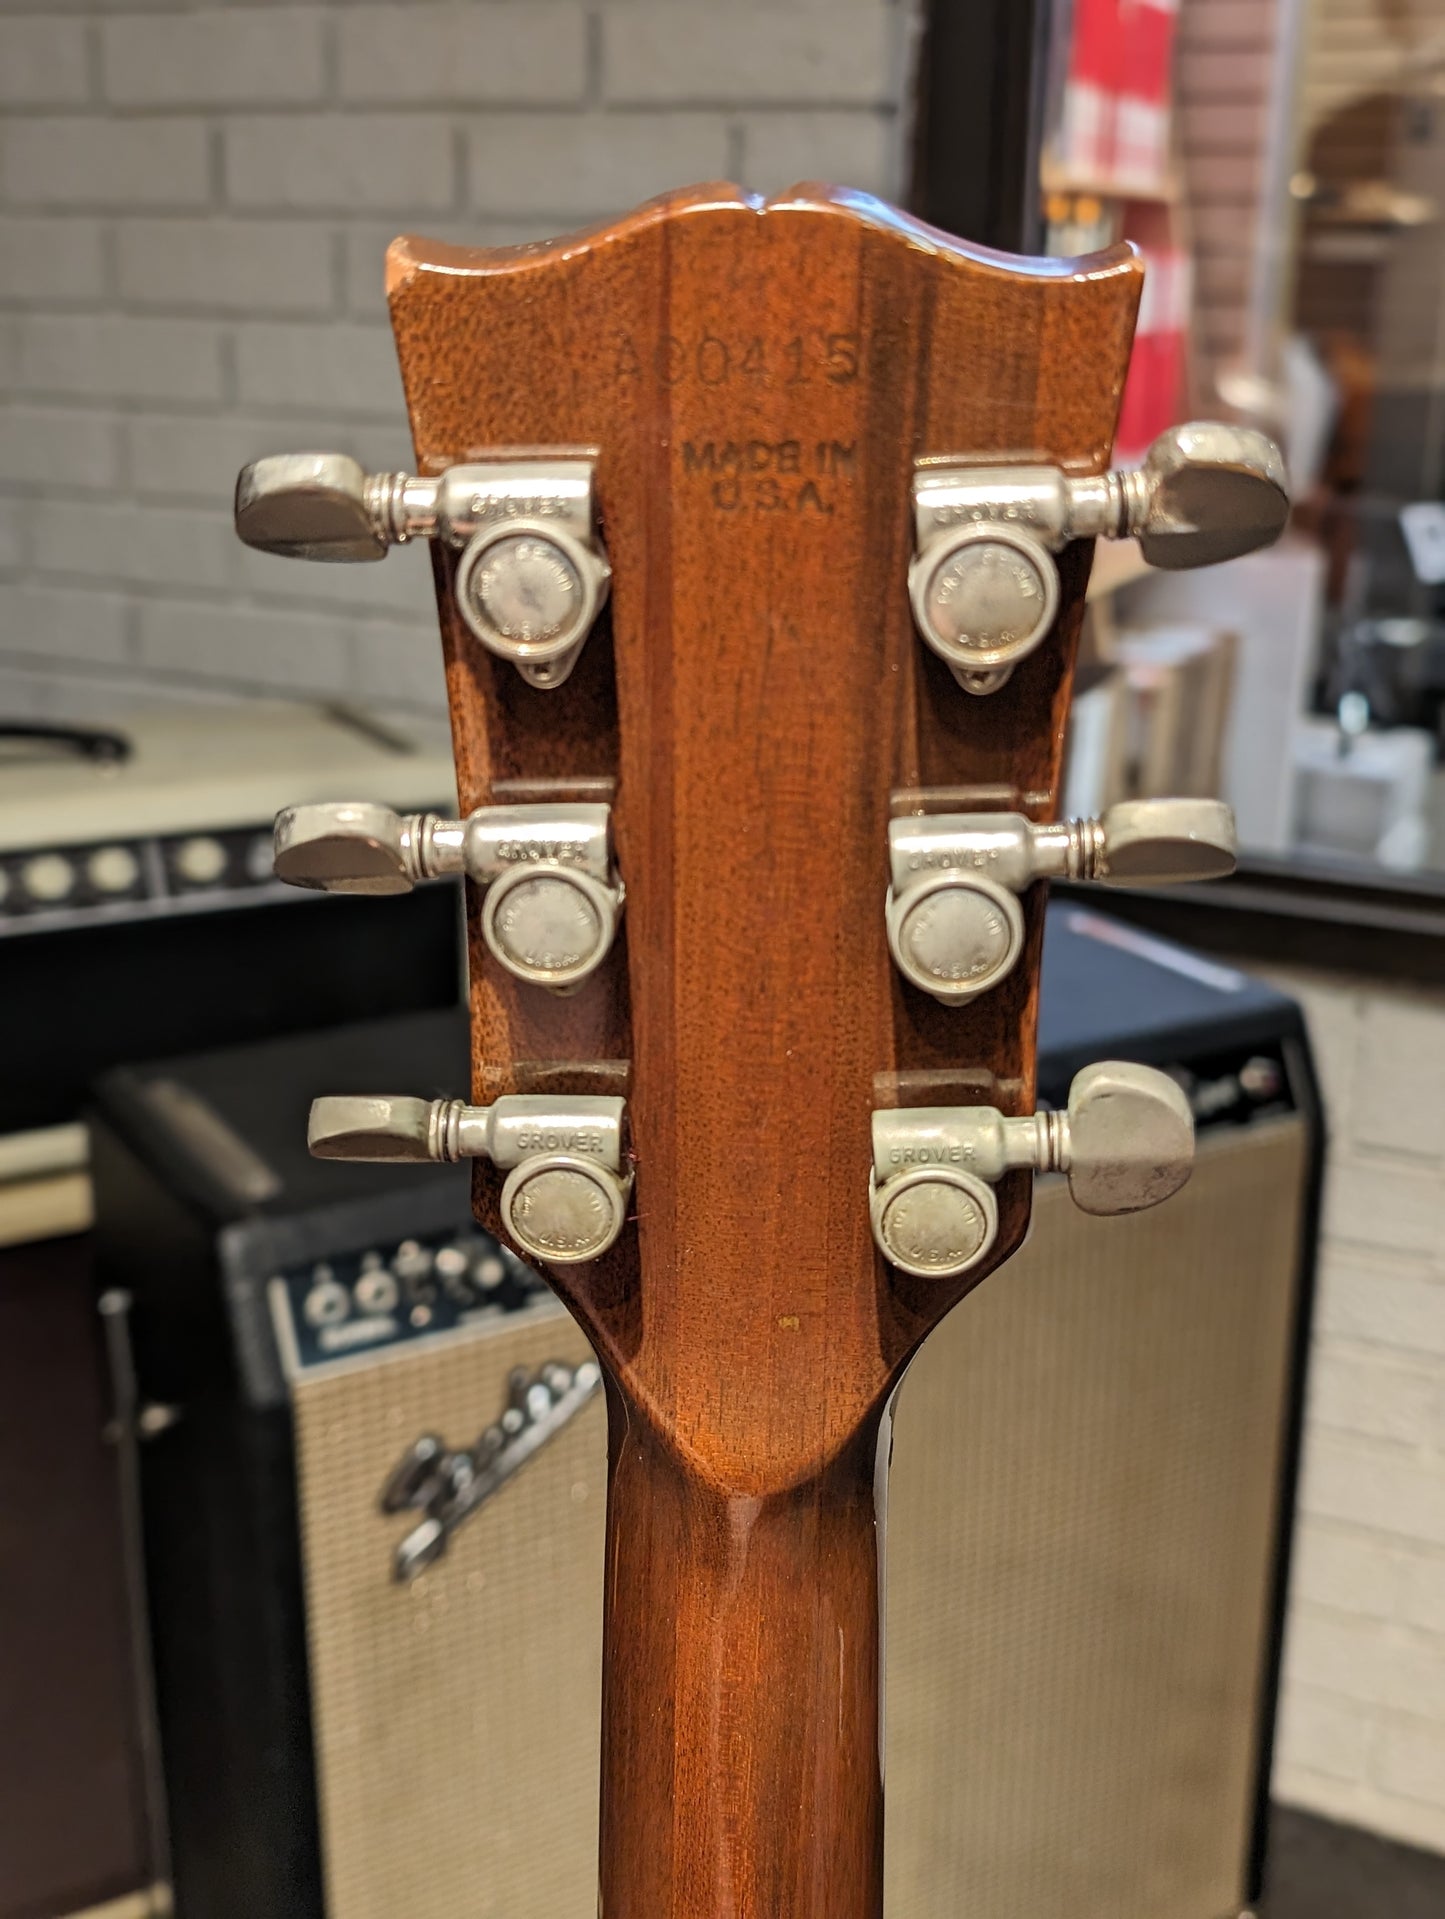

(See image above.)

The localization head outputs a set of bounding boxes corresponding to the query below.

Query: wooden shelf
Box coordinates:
[1040,160,1181,207]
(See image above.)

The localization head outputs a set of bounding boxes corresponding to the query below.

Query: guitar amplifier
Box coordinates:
[0,703,461,1919]
[0,702,460,1148]
[90,907,1320,1919]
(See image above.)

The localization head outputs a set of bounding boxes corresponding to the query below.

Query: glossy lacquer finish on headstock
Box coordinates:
[387,185,1141,1919]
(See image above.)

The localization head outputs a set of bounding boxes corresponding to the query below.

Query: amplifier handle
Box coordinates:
[98,1289,175,1908]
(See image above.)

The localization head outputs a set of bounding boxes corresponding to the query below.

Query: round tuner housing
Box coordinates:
[454,519,609,668]
[869,1166,999,1281]
[907,523,1060,678]
[885,872,1025,1003]
[480,865,619,991]
[500,1155,627,1266]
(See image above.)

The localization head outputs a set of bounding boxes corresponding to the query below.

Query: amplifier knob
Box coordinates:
[246,833,275,883]
[23,852,75,903]
[1239,1056,1283,1102]
[433,1243,474,1300]
[175,836,228,885]
[354,1266,400,1315]
[304,1274,350,1327]
[391,1238,435,1293]
[88,845,140,894]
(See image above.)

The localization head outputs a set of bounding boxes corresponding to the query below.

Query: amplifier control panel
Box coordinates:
[0,827,282,935]
[269,1222,550,1377]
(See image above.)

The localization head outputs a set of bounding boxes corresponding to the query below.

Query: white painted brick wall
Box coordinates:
[0,216,107,301]
[115,219,338,313]
[741,109,895,197]
[600,7,900,107]
[0,19,90,107]
[4,9,1445,1869]
[1258,962,1445,1855]
[224,114,459,212]
[4,116,213,209]
[336,5,590,106]
[100,12,330,107]
[467,113,735,218]
[0,407,120,489]
[13,313,227,403]
[0,0,915,720]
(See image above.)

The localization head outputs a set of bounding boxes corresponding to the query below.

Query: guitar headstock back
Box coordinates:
[399,184,1137,1483]
[246,184,1283,1487]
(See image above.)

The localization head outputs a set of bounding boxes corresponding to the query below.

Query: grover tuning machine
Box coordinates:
[308,1094,631,1266]
[909,422,1289,693]
[235,453,610,688]
[886,798,1236,1004]
[870,1063,1193,1280]
[273,800,624,993]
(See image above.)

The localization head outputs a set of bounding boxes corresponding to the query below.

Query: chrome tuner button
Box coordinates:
[907,523,1060,691]
[234,452,391,563]
[869,1165,998,1281]
[273,801,426,896]
[499,1155,628,1267]
[885,872,1024,1003]
[1133,423,1289,571]
[481,866,618,991]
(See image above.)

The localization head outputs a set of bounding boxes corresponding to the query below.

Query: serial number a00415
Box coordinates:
[613,330,860,388]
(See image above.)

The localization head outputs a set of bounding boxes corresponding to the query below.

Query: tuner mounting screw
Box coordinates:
[870,1062,1194,1280]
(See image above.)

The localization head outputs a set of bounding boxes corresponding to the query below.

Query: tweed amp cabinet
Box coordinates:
[91,908,1320,1919]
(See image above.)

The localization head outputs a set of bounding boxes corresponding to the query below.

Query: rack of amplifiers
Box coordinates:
[89,905,1323,1919]
[0,704,459,1919]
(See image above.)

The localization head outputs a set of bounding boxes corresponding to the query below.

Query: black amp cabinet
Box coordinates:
[90,910,1322,1919]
